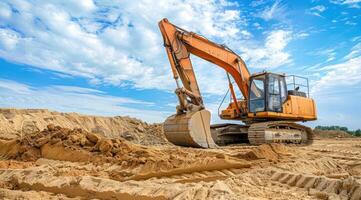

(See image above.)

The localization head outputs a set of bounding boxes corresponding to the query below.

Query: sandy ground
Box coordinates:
[0,109,360,200]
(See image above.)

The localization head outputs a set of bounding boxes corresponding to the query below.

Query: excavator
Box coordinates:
[158,18,317,148]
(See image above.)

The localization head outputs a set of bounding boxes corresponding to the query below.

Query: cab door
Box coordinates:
[249,75,266,113]
[267,74,287,112]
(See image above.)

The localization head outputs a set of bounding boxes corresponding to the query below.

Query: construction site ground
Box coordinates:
[0,109,360,200]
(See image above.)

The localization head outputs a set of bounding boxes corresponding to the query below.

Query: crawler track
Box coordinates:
[248,121,314,145]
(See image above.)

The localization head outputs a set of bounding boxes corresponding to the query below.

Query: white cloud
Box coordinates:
[252,22,262,30]
[0,29,20,51]
[345,21,357,25]
[57,0,96,14]
[0,79,32,94]
[240,30,293,69]
[344,42,361,59]
[311,5,327,12]
[309,53,361,130]
[0,2,11,19]
[50,86,105,94]
[295,32,310,39]
[308,5,327,17]
[0,79,167,122]
[191,56,229,96]
[0,0,246,95]
[330,0,361,8]
[351,36,361,42]
[257,0,287,21]
[250,0,268,7]
[311,48,336,62]
[240,30,252,38]
[266,30,290,50]
[312,56,361,94]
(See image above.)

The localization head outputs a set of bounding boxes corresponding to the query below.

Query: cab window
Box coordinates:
[268,75,281,112]
[249,76,265,112]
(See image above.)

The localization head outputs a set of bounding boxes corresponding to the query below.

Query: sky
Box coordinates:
[0,0,360,129]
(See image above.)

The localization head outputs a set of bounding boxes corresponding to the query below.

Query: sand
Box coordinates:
[0,108,361,200]
[0,108,167,145]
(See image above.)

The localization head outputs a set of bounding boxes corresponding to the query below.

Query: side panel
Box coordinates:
[248,95,317,121]
[284,95,317,118]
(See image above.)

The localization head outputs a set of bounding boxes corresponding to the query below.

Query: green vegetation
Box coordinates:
[315,126,361,137]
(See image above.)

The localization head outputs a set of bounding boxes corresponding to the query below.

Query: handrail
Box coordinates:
[286,75,310,97]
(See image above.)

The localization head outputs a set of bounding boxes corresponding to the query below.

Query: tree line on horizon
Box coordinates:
[315,125,361,137]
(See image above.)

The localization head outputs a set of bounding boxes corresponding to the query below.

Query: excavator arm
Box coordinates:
[159,18,252,148]
[159,18,250,115]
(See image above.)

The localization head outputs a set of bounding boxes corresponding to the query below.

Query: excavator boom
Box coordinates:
[159,18,252,148]
[159,19,250,105]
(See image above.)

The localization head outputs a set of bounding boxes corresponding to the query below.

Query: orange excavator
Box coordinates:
[159,19,317,148]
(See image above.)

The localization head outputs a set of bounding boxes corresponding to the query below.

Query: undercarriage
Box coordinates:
[210,121,313,146]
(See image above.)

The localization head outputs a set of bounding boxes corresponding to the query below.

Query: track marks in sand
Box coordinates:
[270,171,361,200]
[275,157,348,177]
[0,167,245,200]
[219,169,313,200]
[170,168,245,183]
[0,188,80,200]
[0,168,168,200]
[311,148,361,157]
[126,160,251,181]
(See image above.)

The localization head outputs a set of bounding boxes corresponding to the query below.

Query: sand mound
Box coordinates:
[0,124,158,162]
[240,143,290,161]
[0,125,251,181]
[313,129,354,139]
[0,108,167,145]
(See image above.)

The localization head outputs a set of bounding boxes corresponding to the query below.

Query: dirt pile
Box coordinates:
[0,108,167,145]
[313,129,354,139]
[0,125,252,181]
[0,124,160,162]
[240,143,291,161]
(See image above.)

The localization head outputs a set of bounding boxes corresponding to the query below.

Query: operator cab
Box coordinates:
[248,72,287,113]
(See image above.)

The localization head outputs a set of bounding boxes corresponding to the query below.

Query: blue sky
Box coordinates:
[0,0,360,129]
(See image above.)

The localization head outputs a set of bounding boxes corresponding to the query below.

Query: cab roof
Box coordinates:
[250,71,286,77]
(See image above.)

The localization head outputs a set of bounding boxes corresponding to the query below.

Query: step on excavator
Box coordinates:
[159,19,317,148]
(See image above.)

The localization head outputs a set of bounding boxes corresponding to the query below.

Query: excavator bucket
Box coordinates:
[163,110,218,148]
